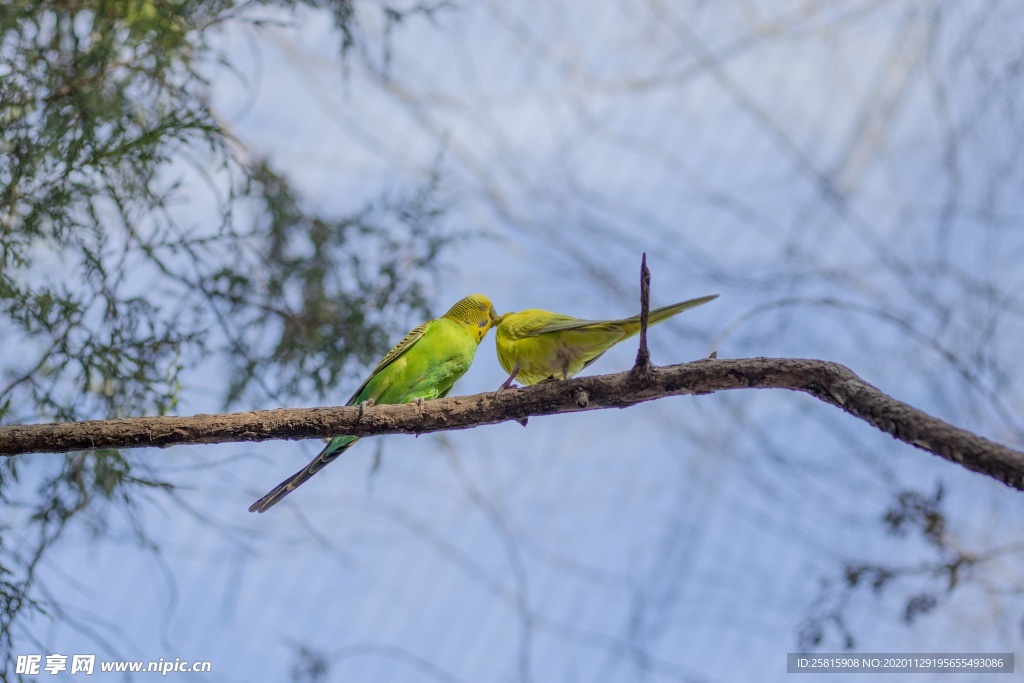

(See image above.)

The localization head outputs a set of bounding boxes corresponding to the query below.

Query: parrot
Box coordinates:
[495,294,718,389]
[249,293,502,513]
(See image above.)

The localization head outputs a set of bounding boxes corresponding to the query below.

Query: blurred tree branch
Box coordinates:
[2,357,1022,492]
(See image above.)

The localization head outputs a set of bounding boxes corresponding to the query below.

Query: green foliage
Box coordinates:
[2,0,232,422]
[216,160,452,405]
[0,0,456,668]
[1,0,456,419]
[797,484,1008,651]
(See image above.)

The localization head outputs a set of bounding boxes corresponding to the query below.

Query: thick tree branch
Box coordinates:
[1,358,1022,492]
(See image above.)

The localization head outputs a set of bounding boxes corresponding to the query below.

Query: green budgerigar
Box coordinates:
[495,294,718,388]
[249,294,501,513]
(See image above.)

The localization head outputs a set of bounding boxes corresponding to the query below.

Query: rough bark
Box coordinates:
[1,357,1022,492]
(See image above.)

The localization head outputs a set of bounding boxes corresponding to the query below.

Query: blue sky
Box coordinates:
[10,1,1024,681]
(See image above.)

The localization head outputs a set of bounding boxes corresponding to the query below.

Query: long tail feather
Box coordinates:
[248,436,358,513]
[621,294,719,334]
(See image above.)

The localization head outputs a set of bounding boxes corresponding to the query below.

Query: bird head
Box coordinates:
[444,293,502,342]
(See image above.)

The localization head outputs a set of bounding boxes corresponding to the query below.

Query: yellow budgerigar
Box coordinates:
[250,294,501,513]
[495,294,718,389]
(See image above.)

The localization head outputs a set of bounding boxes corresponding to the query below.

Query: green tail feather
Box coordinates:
[623,294,719,333]
[248,435,358,513]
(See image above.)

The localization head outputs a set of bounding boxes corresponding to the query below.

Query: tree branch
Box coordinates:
[1,358,1022,492]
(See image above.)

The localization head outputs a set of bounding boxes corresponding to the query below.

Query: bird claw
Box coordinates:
[358,399,375,418]
[494,382,519,398]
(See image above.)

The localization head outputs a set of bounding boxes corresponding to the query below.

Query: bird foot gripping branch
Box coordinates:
[357,398,375,418]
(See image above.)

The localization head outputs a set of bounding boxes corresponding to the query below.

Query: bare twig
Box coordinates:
[634,252,652,372]
[1,358,1023,492]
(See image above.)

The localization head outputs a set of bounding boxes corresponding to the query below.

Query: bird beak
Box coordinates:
[492,311,508,326]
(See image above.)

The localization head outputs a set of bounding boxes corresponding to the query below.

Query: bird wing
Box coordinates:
[344,321,429,405]
[527,317,618,335]
[513,295,720,338]
[506,310,614,338]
